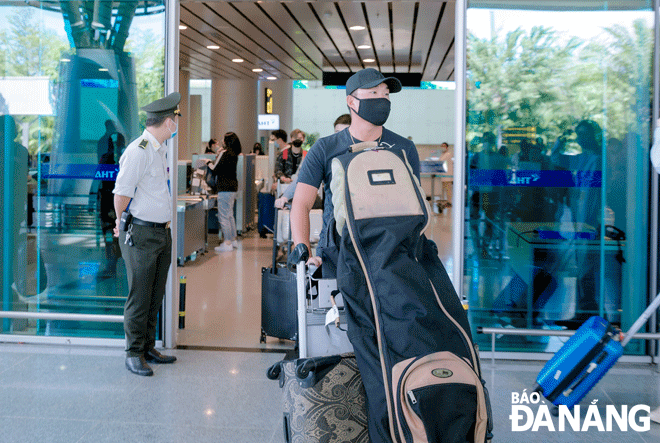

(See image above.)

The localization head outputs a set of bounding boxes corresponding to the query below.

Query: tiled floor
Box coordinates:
[175,206,455,351]
[3,208,660,442]
[0,343,658,443]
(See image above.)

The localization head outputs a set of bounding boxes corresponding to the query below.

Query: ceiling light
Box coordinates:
[60,58,70,62]
[179,25,187,30]
[363,59,375,63]
[267,76,277,80]
[232,58,244,63]
[252,68,263,72]
[207,45,220,50]
[98,68,108,71]
[349,26,365,31]
[357,45,371,50]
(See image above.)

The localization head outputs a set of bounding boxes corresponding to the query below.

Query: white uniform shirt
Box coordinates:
[113,129,172,223]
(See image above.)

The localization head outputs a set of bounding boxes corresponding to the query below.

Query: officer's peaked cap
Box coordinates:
[141,92,181,118]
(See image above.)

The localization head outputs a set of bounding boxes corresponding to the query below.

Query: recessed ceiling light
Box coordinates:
[98,68,108,71]
[232,58,244,63]
[363,58,375,63]
[207,45,220,50]
[61,58,70,62]
[179,25,187,30]
[357,45,371,50]
[252,68,263,72]
[349,26,365,31]
[267,76,277,80]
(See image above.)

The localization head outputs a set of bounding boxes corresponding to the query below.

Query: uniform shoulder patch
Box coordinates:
[138,139,148,149]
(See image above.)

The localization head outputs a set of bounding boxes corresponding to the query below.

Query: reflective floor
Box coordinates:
[0,343,658,442]
[3,208,660,441]
[175,207,455,352]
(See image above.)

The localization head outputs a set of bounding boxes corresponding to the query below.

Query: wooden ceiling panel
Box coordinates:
[436,42,455,81]
[364,1,394,72]
[410,1,443,73]
[337,2,374,70]
[309,2,362,70]
[184,3,302,78]
[392,2,415,72]
[178,1,456,82]
[257,1,331,73]
[229,1,320,78]
[422,1,454,81]
[285,2,350,71]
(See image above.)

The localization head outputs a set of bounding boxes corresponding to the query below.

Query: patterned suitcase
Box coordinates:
[267,354,369,443]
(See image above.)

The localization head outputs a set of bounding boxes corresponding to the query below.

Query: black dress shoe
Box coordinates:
[145,348,177,364]
[125,355,154,376]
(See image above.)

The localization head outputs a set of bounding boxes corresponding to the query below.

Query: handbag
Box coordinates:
[205,166,217,190]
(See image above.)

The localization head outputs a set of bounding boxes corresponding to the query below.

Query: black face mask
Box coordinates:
[351,97,391,126]
[291,139,303,148]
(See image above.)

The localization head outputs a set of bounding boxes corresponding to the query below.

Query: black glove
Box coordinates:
[287,243,310,272]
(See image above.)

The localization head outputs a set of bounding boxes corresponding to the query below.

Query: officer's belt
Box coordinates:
[131,217,170,229]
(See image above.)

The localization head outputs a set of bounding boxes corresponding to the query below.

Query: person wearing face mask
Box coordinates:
[275,132,307,184]
[289,68,420,278]
[211,132,242,253]
[113,92,181,376]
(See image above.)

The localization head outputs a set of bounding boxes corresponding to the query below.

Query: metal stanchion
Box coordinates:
[179,275,186,329]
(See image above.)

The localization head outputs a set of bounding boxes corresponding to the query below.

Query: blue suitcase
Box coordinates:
[535,316,623,408]
[536,291,660,409]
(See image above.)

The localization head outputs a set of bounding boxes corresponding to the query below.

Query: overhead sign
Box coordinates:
[258,114,279,130]
[265,87,273,114]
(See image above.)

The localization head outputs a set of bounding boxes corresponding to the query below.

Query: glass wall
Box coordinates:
[0,1,165,339]
[464,0,656,355]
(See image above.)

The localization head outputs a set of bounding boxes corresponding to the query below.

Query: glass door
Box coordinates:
[0,1,165,340]
[463,0,656,355]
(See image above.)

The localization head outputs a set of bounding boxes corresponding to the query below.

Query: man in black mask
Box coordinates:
[289,68,420,277]
[274,135,306,184]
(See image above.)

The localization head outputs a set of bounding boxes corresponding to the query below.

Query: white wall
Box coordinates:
[292,87,456,144]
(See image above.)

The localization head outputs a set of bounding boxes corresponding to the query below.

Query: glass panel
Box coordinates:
[0,1,165,338]
[465,0,655,355]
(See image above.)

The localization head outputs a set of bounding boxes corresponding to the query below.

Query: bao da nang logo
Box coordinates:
[510,390,651,432]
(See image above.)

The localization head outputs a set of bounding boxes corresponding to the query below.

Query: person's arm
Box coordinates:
[275,175,298,208]
[113,194,132,237]
[291,182,321,265]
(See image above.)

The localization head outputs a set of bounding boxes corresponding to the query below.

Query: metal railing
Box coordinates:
[478,326,660,365]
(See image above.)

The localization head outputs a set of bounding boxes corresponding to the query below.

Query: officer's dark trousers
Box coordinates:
[119,224,172,357]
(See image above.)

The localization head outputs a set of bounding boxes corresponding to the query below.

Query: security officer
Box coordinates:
[113,92,181,376]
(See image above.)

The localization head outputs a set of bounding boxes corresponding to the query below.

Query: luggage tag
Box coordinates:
[325,294,347,347]
[349,141,379,152]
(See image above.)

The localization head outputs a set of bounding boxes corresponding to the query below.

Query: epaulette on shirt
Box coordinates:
[138,139,148,149]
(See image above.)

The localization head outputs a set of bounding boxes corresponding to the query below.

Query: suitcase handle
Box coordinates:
[295,355,343,388]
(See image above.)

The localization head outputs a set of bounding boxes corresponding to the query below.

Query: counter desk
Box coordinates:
[176,195,216,266]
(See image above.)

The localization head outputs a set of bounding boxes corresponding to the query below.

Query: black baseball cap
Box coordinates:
[345,68,402,96]
[141,92,182,118]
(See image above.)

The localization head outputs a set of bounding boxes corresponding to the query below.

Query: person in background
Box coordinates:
[439,141,453,207]
[211,132,241,253]
[113,92,181,376]
[271,129,289,154]
[275,114,351,210]
[290,128,306,146]
[333,114,351,133]
[275,130,306,184]
[205,138,218,154]
[252,142,264,155]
